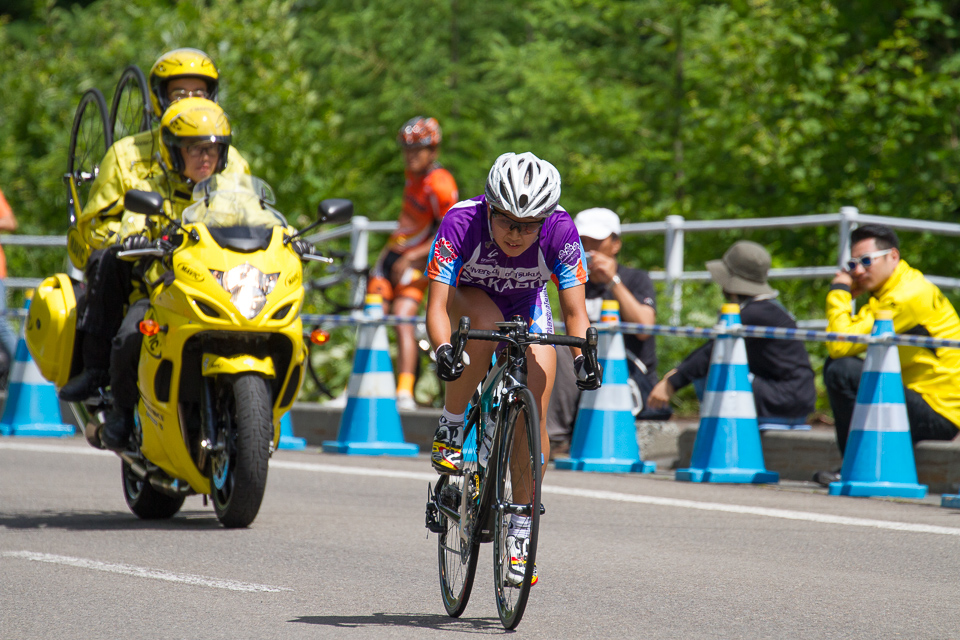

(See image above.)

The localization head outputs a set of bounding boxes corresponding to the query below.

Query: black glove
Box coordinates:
[120,234,151,252]
[574,354,603,391]
[435,343,465,382]
[292,239,313,257]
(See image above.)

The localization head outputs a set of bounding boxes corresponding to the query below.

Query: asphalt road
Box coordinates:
[2,438,960,639]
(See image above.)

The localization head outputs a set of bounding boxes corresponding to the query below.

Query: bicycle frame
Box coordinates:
[454,349,523,547]
[434,316,596,546]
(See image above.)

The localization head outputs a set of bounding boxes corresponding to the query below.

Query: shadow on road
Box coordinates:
[289,612,507,633]
[0,509,222,531]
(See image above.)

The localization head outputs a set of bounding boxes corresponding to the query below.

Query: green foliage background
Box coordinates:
[3,0,960,409]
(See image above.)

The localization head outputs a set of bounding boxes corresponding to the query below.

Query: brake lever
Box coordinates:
[585,326,600,377]
[451,316,472,368]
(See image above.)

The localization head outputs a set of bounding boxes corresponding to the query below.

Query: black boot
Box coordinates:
[59,369,110,402]
[100,408,135,452]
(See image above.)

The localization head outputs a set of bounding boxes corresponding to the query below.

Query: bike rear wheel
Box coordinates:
[493,387,541,630]
[437,417,481,616]
[68,88,111,216]
[110,65,152,141]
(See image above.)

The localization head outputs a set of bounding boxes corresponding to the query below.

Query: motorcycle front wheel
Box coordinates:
[210,373,273,528]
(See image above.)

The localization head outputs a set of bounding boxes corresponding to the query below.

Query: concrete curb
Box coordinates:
[44,396,960,495]
[677,426,960,495]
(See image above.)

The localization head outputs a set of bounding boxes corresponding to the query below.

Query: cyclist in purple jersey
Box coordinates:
[425,152,600,586]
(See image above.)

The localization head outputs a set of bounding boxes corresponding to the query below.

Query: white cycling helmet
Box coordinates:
[484,152,561,219]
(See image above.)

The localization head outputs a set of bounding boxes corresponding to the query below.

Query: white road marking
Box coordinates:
[0,441,113,456]
[539,486,960,537]
[2,551,292,593]
[269,461,960,537]
[5,441,960,538]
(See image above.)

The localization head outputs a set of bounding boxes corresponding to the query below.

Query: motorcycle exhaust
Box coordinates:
[118,452,147,479]
[147,474,195,497]
[118,452,194,497]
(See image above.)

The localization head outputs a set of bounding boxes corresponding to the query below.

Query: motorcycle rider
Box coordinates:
[61,48,235,402]
[89,98,248,450]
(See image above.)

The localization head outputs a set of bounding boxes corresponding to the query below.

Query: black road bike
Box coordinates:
[425,316,599,629]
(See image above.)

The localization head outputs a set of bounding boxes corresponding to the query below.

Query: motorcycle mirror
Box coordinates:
[124,190,164,216]
[285,198,354,245]
[318,198,353,223]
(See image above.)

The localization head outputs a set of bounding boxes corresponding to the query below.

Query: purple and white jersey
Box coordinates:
[427,195,587,333]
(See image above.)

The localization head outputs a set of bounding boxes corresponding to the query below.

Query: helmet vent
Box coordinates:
[518,194,529,208]
[500,181,511,202]
[523,163,533,186]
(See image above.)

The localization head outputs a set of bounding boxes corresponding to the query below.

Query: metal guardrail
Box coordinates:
[8,207,960,324]
[301,312,960,350]
[307,207,960,326]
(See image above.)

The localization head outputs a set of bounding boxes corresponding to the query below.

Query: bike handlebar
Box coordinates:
[450,315,599,365]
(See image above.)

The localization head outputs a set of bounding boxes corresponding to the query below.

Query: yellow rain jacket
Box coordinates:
[826,259,960,429]
[79,127,250,250]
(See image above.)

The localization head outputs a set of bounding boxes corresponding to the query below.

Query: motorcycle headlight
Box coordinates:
[210,264,279,320]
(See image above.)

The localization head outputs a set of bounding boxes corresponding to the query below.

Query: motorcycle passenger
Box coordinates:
[60,48,244,403]
[425,151,600,586]
[367,117,459,411]
[91,98,246,451]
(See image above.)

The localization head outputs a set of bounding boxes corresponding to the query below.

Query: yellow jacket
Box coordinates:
[826,259,960,428]
[79,128,250,250]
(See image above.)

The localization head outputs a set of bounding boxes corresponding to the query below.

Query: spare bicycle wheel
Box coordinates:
[67,88,111,216]
[110,65,152,141]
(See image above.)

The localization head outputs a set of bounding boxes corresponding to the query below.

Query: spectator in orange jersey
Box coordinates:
[368,116,458,410]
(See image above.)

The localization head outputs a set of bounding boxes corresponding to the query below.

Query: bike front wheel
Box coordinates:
[493,387,541,630]
[437,420,481,617]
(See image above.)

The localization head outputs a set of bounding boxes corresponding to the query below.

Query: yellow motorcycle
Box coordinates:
[27,174,352,527]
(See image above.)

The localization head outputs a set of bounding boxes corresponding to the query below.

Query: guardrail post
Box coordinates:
[838,206,859,269]
[349,216,369,314]
[664,214,685,325]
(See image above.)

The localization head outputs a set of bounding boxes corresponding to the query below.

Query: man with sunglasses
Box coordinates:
[815,223,960,485]
[61,49,250,406]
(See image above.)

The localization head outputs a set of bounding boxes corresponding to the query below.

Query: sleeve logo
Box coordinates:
[434,238,457,264]
[557,242,581,264]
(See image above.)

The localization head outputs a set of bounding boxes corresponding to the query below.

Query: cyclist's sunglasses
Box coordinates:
[489,208,544,236]
[846,249,892,272]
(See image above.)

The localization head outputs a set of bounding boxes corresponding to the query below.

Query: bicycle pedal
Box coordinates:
[424,483,444,534]
[424,501,444,534]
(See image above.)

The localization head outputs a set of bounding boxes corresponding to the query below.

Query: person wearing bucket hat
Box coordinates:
[546,207,668,459]
[647,240,816,424]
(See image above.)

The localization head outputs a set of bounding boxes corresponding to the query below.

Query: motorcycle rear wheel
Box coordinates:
[121,461,185,520]
[210,374,273,528]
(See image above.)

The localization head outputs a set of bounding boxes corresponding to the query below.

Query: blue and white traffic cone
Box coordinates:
[0,300,73,437]
[675,304,778,483]
[829,311,926,498]
[277,411,306,450]
[555,301,655,473]
[322,294,418,456]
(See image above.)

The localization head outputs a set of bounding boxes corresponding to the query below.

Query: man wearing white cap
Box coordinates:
[546,208,666,458]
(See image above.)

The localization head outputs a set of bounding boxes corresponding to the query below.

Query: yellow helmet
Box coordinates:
[159,97,232,176]
[149,48,219,117]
